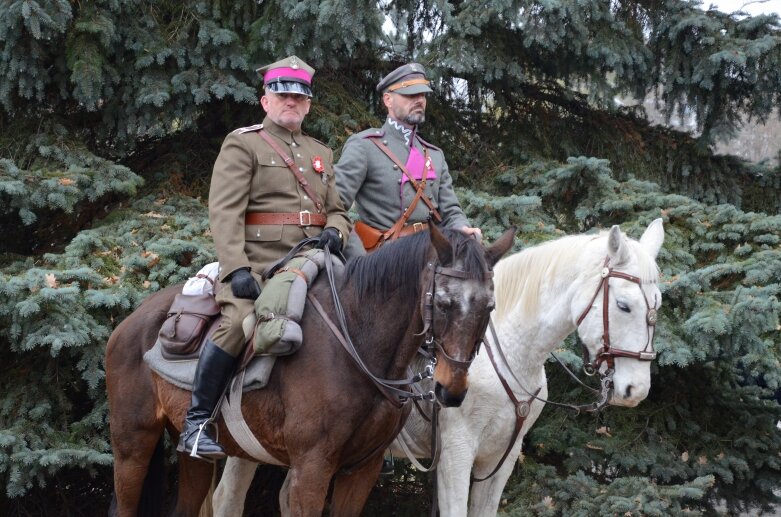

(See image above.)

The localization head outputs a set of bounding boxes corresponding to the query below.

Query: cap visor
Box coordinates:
[391,84,433,95]
[267,81,313,97]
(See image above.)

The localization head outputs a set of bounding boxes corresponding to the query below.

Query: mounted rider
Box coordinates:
[177,55,352,460]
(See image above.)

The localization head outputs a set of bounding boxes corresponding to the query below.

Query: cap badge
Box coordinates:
[312,156,325,173]
[290,56,299,69]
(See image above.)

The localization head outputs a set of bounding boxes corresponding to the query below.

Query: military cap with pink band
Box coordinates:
[256,55,315,97]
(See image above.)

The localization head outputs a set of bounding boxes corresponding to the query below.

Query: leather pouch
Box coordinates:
[354,220,385,251]
[159,293,221,357]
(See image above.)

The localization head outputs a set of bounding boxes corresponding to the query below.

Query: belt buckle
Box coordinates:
[299,210,312,226]
[412,222,424,233]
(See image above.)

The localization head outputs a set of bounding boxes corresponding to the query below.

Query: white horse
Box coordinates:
[211,219,665,516]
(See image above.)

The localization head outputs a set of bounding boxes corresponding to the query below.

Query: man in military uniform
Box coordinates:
[335,62,481,258]
[178,55,352,460]
[335,62,482,474]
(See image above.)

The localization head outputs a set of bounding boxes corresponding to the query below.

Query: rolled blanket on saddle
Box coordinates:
[253,248,329,356]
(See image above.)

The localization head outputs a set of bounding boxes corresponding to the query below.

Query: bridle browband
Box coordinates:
[576,256,658,374]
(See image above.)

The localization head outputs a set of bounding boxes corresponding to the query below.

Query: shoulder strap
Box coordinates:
[258,130,325,213]
[367,137,442,226]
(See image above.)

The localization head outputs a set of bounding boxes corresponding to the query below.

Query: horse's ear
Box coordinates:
[639,218,664,259]
[430,224,453,265]
[485,227,515,267]
[607,225,630,265]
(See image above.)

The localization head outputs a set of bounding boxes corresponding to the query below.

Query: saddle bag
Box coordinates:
[159,293,221,357]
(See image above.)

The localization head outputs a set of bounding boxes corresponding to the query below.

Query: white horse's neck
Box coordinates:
[481,235,604,390]
[486,273,579,388]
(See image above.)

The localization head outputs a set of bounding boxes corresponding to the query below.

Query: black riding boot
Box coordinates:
[176,339,236,460]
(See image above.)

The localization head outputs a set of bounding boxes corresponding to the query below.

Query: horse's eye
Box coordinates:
[486,301,496,312]
[616,300,631,313]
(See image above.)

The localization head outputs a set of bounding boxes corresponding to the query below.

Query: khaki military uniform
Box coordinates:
[208,116,351,356]
[335,118,469,256]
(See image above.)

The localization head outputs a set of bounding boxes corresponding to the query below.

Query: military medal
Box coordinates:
[312,156,327,184]
[312,156,324,173]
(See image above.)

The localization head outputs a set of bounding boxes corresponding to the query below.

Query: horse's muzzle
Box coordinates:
[435,382,467,407]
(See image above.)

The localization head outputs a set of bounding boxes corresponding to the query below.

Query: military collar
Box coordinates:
[384,117,416,147]
[262,116,303,144]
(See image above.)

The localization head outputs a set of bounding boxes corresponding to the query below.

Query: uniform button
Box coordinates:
[304,195,309,200]
[299,167,304,172]
[296,153,301,157]
[292,142,298,147]
[398,179,402,184]
[382,140,388,145]
[393,165,398,169]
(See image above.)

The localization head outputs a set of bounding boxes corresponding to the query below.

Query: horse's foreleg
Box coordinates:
[329,453,384,517]
[172,454,217,517]
[213,457,258,517]
[285,459,339,517]
[467,454,518,517]
[435,444,475,517]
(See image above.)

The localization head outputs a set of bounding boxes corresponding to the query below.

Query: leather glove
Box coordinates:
[316,227,342,254]
[229,268,261,300]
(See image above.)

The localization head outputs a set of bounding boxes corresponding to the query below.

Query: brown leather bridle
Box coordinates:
[576,257,659,375]
[420,262,494,372]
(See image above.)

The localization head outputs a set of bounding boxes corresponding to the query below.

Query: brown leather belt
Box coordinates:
[398,221,428,237]
[245,211,327,227]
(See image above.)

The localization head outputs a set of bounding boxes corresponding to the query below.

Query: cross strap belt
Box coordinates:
[258,129,325,213]
[245,211,327,227]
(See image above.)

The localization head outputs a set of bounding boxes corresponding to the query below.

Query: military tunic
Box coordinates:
[208,116,351,356]
[335,118,469,255]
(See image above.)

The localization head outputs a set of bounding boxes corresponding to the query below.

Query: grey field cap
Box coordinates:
[376,63,433,95]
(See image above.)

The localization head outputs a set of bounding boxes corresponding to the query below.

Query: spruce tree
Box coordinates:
[1,0,780,514]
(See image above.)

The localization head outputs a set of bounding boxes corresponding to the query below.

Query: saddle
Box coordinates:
[145,247,343,391]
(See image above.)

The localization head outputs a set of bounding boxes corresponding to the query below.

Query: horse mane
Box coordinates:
[344,229,488,300]
[493,231,660,322]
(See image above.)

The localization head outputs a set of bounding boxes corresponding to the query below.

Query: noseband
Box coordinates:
[576,257,658,375]
[420,262,494,371]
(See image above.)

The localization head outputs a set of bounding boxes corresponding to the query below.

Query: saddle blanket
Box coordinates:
[143,339,276,392]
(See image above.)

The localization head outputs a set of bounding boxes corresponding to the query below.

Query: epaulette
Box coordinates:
[416,134,442,152]
[232,123,264,134]
[363,128,385,138]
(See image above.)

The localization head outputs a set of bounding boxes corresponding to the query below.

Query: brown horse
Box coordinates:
[106,225,514,517]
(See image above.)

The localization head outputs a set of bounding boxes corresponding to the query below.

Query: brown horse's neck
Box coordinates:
[339,287,425,380]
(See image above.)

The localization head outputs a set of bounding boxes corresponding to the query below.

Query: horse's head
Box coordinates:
[425,226,515,407]
[574,218,664,408]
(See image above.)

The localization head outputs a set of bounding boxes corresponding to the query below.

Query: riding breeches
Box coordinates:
[211,270,264,358]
